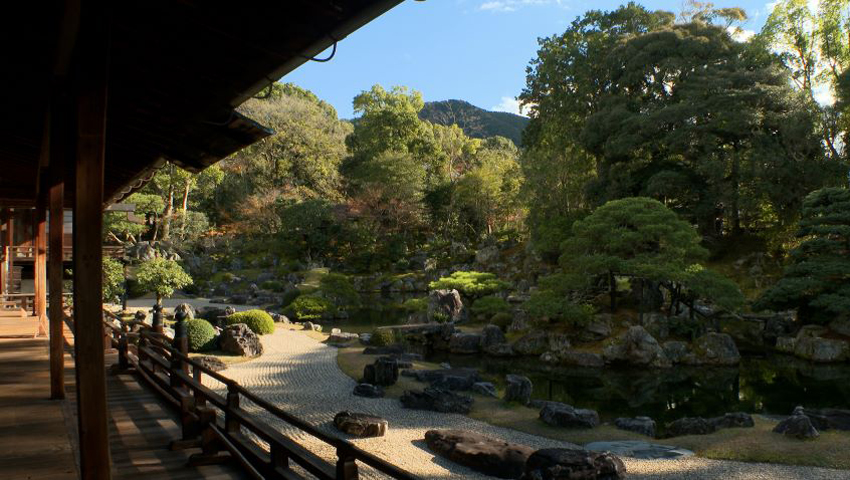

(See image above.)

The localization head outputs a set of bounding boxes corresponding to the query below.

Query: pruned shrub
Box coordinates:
[186,318,217,352]
[289,295,334,320]
[225,309,275,335]
[280,288,301,307]
[429,271,509,297]
[471,296,510,318]
[401,297,427,312]
[370,328,396,346]
[490,312,513,331]
[261,280,285,292]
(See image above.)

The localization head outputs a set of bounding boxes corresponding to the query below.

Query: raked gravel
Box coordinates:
[216,328,850,480]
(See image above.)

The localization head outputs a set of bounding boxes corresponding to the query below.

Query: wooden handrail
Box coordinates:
[101,309,418,480]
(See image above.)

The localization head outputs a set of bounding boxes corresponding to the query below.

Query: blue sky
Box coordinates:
[282,0,776,119]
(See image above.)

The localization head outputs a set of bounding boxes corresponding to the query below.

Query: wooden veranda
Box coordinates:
[0,2,408,479]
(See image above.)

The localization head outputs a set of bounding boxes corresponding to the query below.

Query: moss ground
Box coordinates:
[334,343,850,470]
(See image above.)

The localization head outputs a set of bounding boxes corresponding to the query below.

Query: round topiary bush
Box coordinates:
[186,318,217,352]
[225,309,275,335]
[471,295,510,318]
[370,328,396,346]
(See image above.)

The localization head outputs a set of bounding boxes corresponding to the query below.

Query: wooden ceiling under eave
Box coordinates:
[0,0,404,208]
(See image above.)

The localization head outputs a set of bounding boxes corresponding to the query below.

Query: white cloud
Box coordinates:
[479,0,563,13]
[727,26,756,42]
[492,96,527,116]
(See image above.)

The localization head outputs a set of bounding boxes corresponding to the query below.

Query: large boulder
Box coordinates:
[681,333,741,366]
[603,326,671,368]
[773,414,819,439]
[333,411,388,438]
[428,289,466,323]
[794,336,849,362]
[400,387,474,414]
[424,429,534,479]
[475,245,500,265]
[472,382,498,397]
[219,324,263,357]
[520,448,626,480]
[512,331,551,356]
[661,341,689,364]
[363,357,399,387]
[481,324,507,350]
[174,303,195,320]
[450,333,483,354]
[665,417,715,437]
[504,374,533,405]
[539,402,600,429]
[614,417,656,438]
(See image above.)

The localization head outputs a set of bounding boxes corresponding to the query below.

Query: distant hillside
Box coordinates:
[419,100,529,147]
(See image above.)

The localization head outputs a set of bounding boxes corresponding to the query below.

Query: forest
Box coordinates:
[108,0,850,330]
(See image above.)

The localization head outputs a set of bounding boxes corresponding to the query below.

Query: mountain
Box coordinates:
[419,100,529,147]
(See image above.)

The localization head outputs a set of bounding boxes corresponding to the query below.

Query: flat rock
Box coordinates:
[333,411,387,438]
[709,412,754,429]
[352,383,384,398]
[585,441,694,460]
[400,387,473,414]
[520,448,626,480]
[539,402,599,429]
[424,429,534,479]
[193,355,227,372]
[450,333,483,354]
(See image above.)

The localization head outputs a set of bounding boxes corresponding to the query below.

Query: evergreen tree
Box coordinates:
[754,188,850,323]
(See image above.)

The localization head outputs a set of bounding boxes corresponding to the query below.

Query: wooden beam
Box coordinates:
[1,208,7,295]
[49,85,69,400]
[72,1,111,478]
[6,212,14,294]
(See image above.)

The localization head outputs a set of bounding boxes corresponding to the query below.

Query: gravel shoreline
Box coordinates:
[218,328,850,479]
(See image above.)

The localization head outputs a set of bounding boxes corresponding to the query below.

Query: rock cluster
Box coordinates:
[352,383,384,398]
[664,412,754,437]
[400,387,474,414]
[428,289,466,323]
[614,416,656,437]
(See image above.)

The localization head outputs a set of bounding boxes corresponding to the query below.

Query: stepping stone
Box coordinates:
[523,448,626,479]
[352,383,384,398]
[333,411,388,438]
[584,441,694,459]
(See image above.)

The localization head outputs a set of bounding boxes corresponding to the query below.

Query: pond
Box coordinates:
[423,351,850,427]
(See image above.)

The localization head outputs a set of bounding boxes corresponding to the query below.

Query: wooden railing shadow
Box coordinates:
[101,310,418,480]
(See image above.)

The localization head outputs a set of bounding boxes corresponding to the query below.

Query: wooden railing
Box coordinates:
[4,245,124,261]
[101,310,417,480]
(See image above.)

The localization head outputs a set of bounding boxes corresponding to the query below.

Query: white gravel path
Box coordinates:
[219,328,850,480]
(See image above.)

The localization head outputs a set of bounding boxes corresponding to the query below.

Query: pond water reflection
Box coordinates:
[423,351,850,425]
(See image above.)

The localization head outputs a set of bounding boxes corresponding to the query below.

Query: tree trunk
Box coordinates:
[161,183,174,240]
[180,178,191,238]
[156,293,162,306]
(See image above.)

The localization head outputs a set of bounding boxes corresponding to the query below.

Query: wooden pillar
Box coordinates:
[6,213,13,294]
[72,1,111,478]
[0,209,7,296]
[35,189,48,335]
[49,88,68,400]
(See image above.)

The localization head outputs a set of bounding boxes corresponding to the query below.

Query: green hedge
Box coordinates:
[225,309,275,335]
[429,271,509,297]
[186,319,217,352]
[491,312,513,331]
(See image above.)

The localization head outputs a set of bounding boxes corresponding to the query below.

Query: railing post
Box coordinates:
[170,310,189,390]
[271,443,290,471]
[192,365,206,409]
[225,384,240,434]
[117,329,129,372]
[336,446,358,480]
